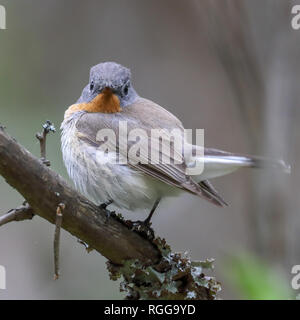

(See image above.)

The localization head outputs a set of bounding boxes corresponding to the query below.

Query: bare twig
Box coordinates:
[54,203,65,280]
[35,120,55,166]
[0,203,34,227]
[36,121,64,279]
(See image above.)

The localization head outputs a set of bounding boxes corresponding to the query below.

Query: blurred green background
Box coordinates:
[0,0,299,299]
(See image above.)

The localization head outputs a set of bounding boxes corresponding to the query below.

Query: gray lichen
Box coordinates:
[106,236,221,300]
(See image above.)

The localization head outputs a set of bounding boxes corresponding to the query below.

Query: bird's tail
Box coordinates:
[192,148,291,181]
[242,155,291,173]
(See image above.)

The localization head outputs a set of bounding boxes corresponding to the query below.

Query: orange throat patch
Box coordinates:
[65,88,121,119]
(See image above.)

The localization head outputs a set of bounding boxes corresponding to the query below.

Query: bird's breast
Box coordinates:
[64,88,121,120]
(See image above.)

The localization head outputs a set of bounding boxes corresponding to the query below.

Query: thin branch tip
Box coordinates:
[36,120,56,166]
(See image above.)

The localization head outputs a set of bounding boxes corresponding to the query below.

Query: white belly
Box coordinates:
[61,118,179,211]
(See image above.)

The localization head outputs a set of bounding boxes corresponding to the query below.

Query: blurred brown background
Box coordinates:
[0,0,299,299]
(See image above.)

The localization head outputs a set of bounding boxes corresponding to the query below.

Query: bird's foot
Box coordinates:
[129,219,155,240]
[99,200,113,222]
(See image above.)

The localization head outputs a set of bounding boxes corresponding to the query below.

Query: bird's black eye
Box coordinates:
[123,83,129,96]
[90,81,94,92]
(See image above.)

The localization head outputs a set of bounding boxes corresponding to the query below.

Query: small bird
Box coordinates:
[61,62,289,224]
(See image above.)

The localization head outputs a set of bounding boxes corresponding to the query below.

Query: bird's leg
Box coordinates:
[143,197,161,226]
[131,198,161,240]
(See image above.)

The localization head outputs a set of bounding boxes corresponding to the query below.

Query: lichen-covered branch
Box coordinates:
[0,125,220,299]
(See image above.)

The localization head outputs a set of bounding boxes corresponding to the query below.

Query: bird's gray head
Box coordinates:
[77,62,139,109]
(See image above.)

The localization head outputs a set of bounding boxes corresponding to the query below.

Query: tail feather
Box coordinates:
[205,148,290,172]
[190,148,291,207]
[244,156,291,173]
[192,148,291,180]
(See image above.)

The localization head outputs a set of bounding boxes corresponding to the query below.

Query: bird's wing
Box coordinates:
[198,180,228,206]
[75,98,225,206]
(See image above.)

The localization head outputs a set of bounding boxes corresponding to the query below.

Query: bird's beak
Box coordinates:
[101,87,114,95]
